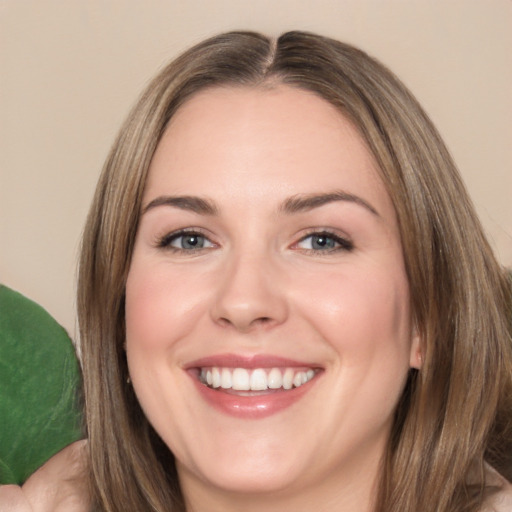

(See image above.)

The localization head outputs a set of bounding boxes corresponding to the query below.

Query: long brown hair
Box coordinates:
[78,31,512,511]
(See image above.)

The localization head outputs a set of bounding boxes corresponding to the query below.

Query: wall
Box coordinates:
[1,0,511,336]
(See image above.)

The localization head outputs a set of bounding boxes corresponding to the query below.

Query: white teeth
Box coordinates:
[212,367,221,388]
[232,368,250,390]
[200,366,316,391]
[249,369,267,391]
[221,368,232,389]
[293,372,304,388]
[267,368,282,389]
[283,368,294,390]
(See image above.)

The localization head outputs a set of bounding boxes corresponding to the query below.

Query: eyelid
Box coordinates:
[155,228,217,252]
[153,227,353,254]
[291,229,354,253]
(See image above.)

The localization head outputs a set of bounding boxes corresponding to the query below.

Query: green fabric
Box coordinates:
[0,285,83,485]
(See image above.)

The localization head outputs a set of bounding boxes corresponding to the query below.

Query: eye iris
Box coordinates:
[312,235,335,250]
[182,234,204,249]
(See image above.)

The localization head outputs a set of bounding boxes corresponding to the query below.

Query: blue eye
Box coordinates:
[296,232,353,252]
[158,231,214,251]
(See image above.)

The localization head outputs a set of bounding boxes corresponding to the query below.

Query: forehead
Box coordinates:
[144,85,394,218]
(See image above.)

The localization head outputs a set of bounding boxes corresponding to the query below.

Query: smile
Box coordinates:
[199,367,317,392]
[186,355,322,418]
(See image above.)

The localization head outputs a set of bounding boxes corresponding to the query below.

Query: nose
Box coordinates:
[210,252,288,333]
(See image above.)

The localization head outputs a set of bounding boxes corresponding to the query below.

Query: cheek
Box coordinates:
[125,267,168,356]
[299,265,413,431]
[124,260,203,448]
[125,259,209,351]
[297,264,412,362]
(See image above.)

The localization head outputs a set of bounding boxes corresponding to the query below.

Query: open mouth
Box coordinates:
[198,367,319,393]
[186,355,323,418]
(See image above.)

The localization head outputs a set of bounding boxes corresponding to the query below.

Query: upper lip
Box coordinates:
[185,353,322,370]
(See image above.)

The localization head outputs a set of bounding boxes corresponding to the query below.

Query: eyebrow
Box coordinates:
[142,195,218,215]
[142,190,379,217]
[280,191,379,216]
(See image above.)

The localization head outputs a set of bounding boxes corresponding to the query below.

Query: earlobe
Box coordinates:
[409,327,423,370]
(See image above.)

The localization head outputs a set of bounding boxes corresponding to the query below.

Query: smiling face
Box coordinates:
[125,85,421,510]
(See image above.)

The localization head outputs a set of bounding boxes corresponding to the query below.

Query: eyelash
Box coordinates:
[155,229,215,253]
[294,230,354,254]
[155,229,354,254]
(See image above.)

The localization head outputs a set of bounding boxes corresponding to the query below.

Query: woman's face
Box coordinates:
[125,85,421,503]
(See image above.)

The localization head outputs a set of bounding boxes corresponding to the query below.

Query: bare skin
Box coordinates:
[0,441,89,512]
[1,440,509,511]
[481,466,512,512]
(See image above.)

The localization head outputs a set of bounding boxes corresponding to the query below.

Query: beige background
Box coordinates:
[1,0,511,337]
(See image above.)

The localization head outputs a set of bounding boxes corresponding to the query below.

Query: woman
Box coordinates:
[5,31,512,511]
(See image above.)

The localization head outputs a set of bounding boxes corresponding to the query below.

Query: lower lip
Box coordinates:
[189,373,319,419]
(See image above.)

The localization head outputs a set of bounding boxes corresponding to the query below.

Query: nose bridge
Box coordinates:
[211,244,287,331]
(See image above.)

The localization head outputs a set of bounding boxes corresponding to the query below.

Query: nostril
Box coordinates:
[218,317,232,328]
[246,316,275,331]
[217,315,273,331]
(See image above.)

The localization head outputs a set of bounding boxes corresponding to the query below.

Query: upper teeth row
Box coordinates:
[200,367,316,391]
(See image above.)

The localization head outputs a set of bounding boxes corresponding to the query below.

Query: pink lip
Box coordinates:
[185,353,322,419]
[186,353,319,369]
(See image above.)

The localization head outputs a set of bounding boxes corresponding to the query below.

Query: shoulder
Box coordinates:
[0,484,32,511]
[2,440,90,512]
[481,464,512,512]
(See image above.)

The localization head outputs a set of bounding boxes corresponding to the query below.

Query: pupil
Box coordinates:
[313,236,334,249]
[183,235,202,249]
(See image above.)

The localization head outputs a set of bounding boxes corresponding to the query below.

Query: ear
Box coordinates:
[409,325,423,370]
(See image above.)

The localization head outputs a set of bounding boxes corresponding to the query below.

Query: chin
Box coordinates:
[186,462,302,495]
[175,439,310,496]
